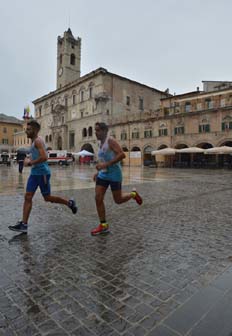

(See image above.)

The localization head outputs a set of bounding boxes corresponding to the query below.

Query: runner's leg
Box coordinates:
[95,184,108,222]
[112,189,132,204]
[23,191,35,223]
[41,175,77,213]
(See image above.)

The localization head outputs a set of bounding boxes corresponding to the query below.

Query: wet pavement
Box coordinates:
[1,164,232,335]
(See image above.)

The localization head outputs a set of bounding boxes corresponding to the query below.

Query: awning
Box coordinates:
[152,148,176,155]
[204,146,232,154]
[176,147,204,153]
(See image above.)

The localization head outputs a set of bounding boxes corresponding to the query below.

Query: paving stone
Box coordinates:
[188,289,232,336]
[164,286,224,334]
[147,324,180,336]
[2,167,232,334]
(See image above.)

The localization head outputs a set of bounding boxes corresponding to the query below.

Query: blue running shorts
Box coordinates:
[26,174,51,196]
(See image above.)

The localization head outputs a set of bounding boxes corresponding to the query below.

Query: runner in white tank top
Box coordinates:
[91,122,143,236]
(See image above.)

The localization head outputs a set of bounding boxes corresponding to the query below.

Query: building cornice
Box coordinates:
[33,67,169,105]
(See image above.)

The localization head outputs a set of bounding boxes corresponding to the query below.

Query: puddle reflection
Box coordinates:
[0,163,227,195]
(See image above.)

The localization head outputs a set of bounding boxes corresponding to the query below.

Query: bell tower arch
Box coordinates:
[56,28,81,89]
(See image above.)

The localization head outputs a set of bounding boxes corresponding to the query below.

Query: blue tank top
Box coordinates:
[30,137,51,175]
[98,137,122,182]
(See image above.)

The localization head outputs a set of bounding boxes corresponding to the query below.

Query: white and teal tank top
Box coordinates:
[30,137,51,175]
[98,137,122,182]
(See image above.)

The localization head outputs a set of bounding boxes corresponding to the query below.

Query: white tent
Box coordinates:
[176,147,204,153]
[204,146,232,154]
[73,150,94,157]
[151,148,176,155]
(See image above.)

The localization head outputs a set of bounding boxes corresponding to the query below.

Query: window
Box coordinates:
[132,132,139,139]
[139,97,144,110]
[174,102,180,114]
[62,116,65,124]
[205,99,213,109]
[185,102,191,112]
[45,135,48,142]
[65,97,68,106]
[80,91,84,102]
[14,129,18,133]
[199,124,210,133]
[88,127,93,137]
[89,87,93,99]
[164,107,170,116]
[174,126,184,135]
[159,129,168,136]
[49,135,52,142]
[82,128,87,137]
[197,103,202,110]
[220,99,226,107]
[60,54,62,65]
[70,54,75,65]
[3,127,7,133]
[222,122,232,131]
[2,139,8,144]
[121,132,127,140]
[69,132,75,147]
[73,95,76,105]
[144,130,152,138]
[126,96,130,106]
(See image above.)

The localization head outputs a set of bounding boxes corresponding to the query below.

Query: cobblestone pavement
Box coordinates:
[1,165,232,335]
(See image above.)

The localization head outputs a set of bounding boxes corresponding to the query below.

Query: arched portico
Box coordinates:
[143,145,154,166]
[81,143,94,153]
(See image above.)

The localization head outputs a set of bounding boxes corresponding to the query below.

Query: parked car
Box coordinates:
[0,152,11,166]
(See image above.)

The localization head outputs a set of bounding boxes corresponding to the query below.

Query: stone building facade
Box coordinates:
[13,117,32,151]
[0,114,23,153]
[159,86,232,150]
[33,29,169,164]
[33,29,232,166]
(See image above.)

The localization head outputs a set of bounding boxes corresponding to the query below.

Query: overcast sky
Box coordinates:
[1,0,231,119]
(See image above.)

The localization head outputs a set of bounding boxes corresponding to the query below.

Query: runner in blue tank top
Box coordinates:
[9,120,77,234]
[91,122,143,236]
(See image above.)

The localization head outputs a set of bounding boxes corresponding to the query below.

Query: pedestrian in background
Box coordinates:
[16,151,26,173]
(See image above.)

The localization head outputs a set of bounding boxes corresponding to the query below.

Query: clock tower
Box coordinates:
[56,28,81,89]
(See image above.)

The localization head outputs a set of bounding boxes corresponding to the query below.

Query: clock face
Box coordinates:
[58,67,63,76]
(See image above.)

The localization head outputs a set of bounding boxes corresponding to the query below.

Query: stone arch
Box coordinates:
[218,139,232,146]
[81,143,94,153]
[143,145,154,166]
[131,146,140,151]
[195,142,213,149]
[174,143,188,149]
[158,144,168,150]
